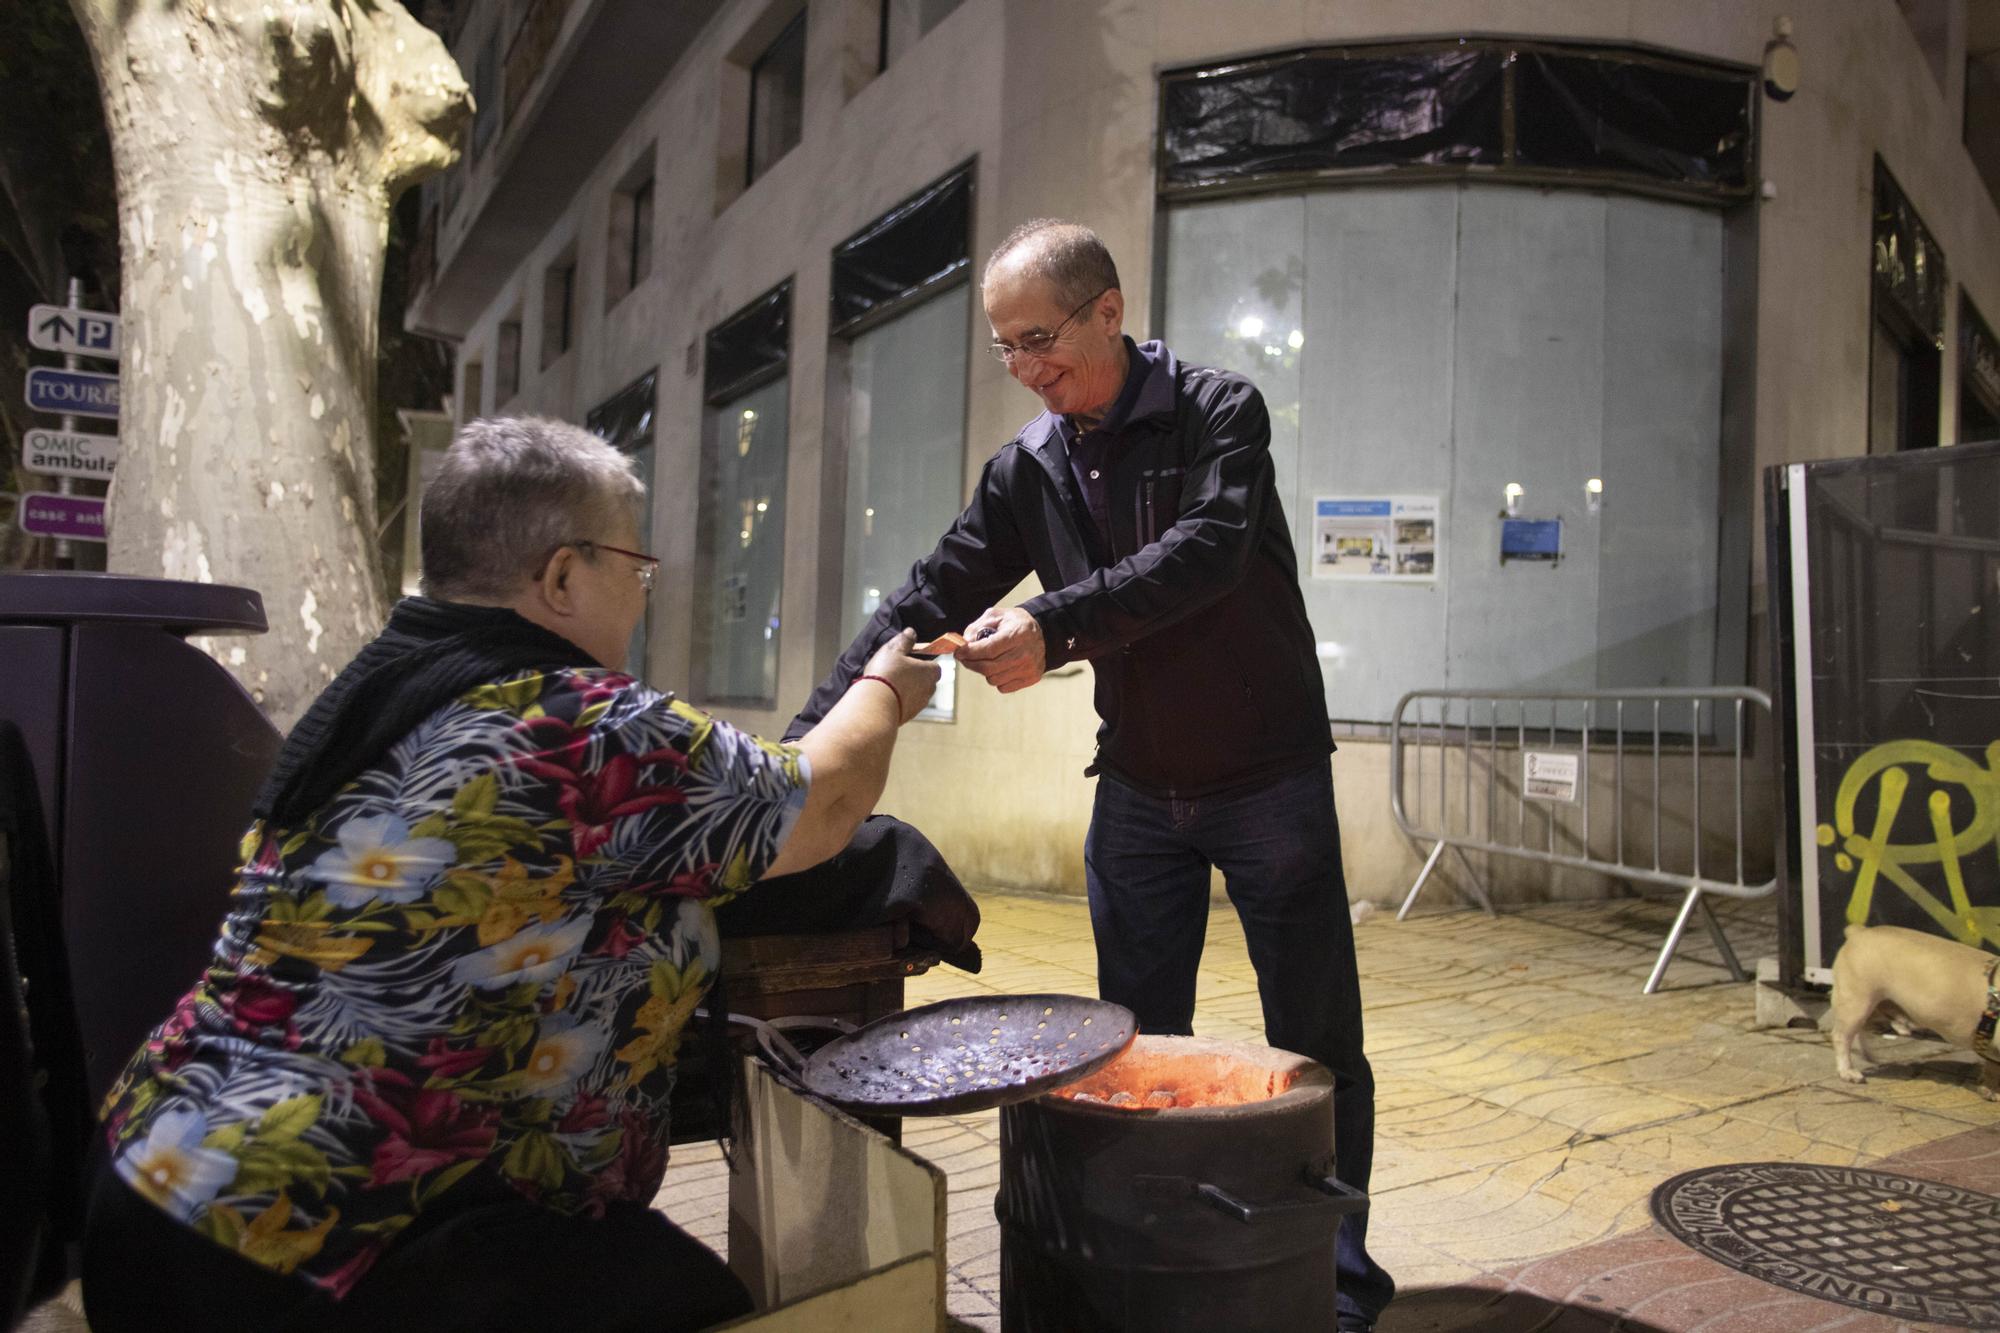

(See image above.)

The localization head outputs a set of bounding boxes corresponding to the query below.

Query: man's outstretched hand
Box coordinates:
[955,606,1047,694]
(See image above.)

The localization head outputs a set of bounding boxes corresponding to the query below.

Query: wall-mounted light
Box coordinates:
[1763,17,1799,103]
[1584,477,1603,514]
[1503,482,1524,516]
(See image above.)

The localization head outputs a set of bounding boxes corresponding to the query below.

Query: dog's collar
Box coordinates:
[1978,957,2000,1063]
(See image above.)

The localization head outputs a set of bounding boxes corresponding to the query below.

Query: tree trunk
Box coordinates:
[68,0,469,725]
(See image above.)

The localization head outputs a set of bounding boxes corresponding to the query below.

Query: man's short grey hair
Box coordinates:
[984,219,1121,310]
[420,416,645,601]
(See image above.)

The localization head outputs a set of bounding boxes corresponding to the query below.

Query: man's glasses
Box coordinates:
[987,288,1110,364]
[570,540,660,592]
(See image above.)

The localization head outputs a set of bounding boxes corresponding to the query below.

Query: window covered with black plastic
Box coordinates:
[1161,40,1756,203]
[1512,53,1750,187]
[586,368,656,452]
[830,164,972,336]
[1162,47,1505,187]
[704,283,792,406]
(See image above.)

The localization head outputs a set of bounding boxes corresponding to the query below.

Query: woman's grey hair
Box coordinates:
[984,218,1121,309]
[419,416,645,601]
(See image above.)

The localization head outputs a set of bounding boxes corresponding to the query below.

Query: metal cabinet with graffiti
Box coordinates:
[1770,442,2000,983]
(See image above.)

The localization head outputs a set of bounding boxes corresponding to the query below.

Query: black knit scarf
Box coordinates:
[252,597,601,827]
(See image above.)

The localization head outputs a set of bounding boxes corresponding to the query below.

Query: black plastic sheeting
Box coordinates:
[1514,53,1751,189]
[1161,41,1755,201]
[831,164,972,336]
[704,281,792,406]
[1162,47,1503,186]
[585,367,656,452]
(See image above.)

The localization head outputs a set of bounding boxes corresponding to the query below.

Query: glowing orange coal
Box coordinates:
[1049,1042,1299,1111]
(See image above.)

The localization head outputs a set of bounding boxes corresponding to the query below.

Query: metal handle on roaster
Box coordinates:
[1135,1171,1369,1223]
[693,1008,856,1083]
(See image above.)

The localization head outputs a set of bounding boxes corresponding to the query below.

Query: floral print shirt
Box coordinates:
[100,669,809,1295]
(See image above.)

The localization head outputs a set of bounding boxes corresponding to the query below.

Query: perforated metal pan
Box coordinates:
[753,994,1136,1117]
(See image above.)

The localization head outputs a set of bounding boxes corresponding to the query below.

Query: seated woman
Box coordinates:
[81,417,939,1333]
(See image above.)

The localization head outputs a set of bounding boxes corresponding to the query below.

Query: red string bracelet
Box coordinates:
[854,673,904,716]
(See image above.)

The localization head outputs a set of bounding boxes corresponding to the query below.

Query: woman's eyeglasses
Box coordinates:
[569,540,660,592]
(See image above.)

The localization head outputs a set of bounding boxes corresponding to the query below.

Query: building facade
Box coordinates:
[406,0,2000,902]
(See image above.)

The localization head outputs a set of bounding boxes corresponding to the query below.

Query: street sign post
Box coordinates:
[28,303,121,359]
[25,367,119,420]
[23,427,118,480]
[17,492,108,543]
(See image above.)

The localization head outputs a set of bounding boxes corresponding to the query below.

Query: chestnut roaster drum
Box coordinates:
[995,1035,1367,1331]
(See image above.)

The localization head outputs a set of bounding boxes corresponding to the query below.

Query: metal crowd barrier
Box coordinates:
[1388,687,1776,993]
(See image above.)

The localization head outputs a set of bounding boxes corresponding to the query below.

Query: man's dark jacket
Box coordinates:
[787,339,1331,798]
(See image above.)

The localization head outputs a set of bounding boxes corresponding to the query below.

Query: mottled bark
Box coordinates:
[68,0,469,724]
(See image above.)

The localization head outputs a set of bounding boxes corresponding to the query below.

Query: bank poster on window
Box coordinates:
[1312,495,1440,581]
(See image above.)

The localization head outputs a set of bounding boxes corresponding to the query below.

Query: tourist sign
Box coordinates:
[25,367,119,419]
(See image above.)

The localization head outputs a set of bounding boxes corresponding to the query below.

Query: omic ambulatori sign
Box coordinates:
[23,427,118,480]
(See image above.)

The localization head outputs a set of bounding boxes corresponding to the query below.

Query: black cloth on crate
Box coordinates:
[82,1166,752,1333]
[715,814,983,972]
[252,597,600,827]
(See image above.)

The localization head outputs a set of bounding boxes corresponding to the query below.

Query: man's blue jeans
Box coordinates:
[1084,764,1393,1325]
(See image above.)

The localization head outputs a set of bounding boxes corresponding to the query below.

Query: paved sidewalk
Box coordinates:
[658,889,1999,1332]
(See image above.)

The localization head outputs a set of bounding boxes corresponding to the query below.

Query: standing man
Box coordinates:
[788,219,1391,1329]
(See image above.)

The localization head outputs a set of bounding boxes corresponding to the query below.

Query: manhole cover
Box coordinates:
[1651,1163,2000,1328]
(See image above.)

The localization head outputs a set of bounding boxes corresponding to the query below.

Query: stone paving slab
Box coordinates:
[649,891,1998,1332]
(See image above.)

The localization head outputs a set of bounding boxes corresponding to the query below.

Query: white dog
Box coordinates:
[1828,924,2000,1101]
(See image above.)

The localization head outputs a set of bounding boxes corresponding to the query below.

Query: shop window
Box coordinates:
[1163,183,1734,723]
[607,154,655,308]
[695,285,792,707]
[496,316,522,404]
[1868,160,1946,454]
[839,286,969,721]
[829,164,972,720]
[1962,294,2000,444]
[461,358,485,423]
[748,12,806,186]
[587,369,659,678]
[878,0,966,71]
[541,254,575,369]
[1870,320,1941,454]
[470,29,500,159]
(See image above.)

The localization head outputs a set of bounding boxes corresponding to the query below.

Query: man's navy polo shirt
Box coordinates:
[1055,336,1175,548]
